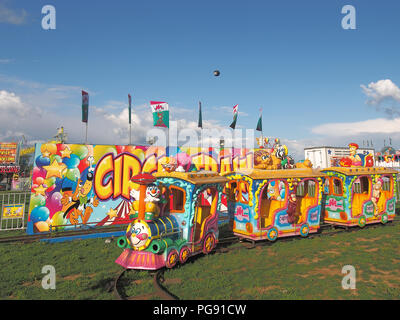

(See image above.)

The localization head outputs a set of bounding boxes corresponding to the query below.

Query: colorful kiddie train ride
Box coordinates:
[115,171,228,270]
[321,166,397,227]
[224,168,326,242]
[321,142,397,227]
[115,141,398,270]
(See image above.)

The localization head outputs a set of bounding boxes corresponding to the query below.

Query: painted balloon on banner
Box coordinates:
[35,155,50,168]
[47,192,63,214]
[30,206,50,224]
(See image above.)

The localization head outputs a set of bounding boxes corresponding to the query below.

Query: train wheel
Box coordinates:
[179,246,191,264]
[300,223,309,237]
[267,227,278,242]
[380,213,388,225]
[202,233,216,254]
[358,215,366,228]
[165,249,178,269]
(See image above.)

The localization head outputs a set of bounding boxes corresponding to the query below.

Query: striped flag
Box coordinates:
[150,101,169,128]
[229,104,238,129]
[82,90,89,123]
[128,94,132,124]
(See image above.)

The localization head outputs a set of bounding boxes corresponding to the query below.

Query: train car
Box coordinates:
[224,168,326,242]
[115,171,228,270]
[321,167,397,227]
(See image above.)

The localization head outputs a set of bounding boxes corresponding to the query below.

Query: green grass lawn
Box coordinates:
[0,218,399,300]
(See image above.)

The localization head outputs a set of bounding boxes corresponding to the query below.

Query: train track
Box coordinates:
[0,225,126,244]
[113,268,179,300]
[113,218,399,300]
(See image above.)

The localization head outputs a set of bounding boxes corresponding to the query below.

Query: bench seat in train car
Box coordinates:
[224,168,326,242]
[321,167,397,227]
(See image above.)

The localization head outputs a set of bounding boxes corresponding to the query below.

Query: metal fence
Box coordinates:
[0,191,30,231]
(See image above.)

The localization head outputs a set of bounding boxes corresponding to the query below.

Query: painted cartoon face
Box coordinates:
[267,184,276,198]
[275,145,288,159]
[79,178,93,197]
[374,181,382,190]
[128,221,150,249]
[255,150,271,164]
[146,184,160,200]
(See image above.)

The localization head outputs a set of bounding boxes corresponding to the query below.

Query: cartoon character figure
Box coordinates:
[267,181,282,200]
[130,183,162,220]
[175,153,192,172]
[275,145,288,160]
[286,193,299,224]
[126,220,150,250]
[295,159,313,168]
[348,143,362,166]
[161,157,177,172]
[371,179,383,217]
[254,149,274,169]
[61,156,99,225]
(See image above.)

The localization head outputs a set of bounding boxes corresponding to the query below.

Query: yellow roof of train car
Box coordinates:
[224,168,326,180]
[154,170,228,185]
[321,166,398,176]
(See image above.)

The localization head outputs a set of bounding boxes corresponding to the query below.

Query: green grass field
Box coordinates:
[0,218,399,300]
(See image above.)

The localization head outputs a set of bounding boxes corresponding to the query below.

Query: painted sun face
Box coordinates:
[128,221,150,249]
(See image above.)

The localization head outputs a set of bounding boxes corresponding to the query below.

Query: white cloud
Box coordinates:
[0,90,33,117]
[0,2,27,25]
[361,79,400,105]
[312,117,400,136]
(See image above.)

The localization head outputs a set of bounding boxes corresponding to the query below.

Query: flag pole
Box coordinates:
[128,94,132,145]
[167,104,170,157]
[166,126,169,157]
[260,108,263,148]
[199,101,202,154]
[85,122,88,144]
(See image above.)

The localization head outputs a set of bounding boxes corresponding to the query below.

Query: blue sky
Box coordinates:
[1,0,400,160]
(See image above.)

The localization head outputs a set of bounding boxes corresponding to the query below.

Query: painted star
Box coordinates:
[42,150,51,158]
[43,160,67,179]
[107,208,118,219]
[60,146,72,158]
[34,184,48,196]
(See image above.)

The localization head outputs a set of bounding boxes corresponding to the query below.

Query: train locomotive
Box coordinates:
[116,171,228,270]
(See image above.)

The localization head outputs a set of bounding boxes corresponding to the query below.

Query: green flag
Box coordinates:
[256,114,262,132]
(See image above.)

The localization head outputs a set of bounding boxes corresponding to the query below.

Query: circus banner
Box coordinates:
[27,143,255,234]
